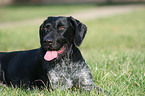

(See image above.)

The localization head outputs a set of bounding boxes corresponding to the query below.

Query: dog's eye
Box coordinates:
[59,27,65,31]
[44,24,50,30]
[44,27,47,30]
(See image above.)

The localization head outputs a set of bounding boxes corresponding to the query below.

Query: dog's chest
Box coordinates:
[47,60,84,89]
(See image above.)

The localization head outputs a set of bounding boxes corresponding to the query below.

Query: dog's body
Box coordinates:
[0,16,101,92]
[0,49,48,88]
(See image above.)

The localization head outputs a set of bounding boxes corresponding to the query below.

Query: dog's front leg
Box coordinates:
[77,65,101,92]
[76,64,110,95]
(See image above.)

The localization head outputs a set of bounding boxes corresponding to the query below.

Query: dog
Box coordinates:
[0,16,102,93]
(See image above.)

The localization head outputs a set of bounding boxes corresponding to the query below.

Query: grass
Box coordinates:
[0,5,145,95]
[0,4,96,23]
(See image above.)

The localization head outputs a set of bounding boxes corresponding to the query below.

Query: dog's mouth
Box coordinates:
[44,45,66,61]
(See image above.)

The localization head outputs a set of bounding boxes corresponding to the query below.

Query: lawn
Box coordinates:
[0,5,145,96]
[0,4,96,23]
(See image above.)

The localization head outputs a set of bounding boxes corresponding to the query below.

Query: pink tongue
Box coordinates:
[44,51,58,61]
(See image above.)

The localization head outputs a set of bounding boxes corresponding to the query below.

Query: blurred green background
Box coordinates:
[0,1,145,96]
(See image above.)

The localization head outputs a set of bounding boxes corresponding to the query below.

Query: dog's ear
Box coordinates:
[68,16,87,47]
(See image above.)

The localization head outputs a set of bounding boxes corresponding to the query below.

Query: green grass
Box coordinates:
[0,4,96,23]
[0,5,145,96]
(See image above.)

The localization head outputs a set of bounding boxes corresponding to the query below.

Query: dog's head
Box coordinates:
[39,16,87,61]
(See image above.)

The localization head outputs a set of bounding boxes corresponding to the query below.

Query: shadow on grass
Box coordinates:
[2,1,145,8]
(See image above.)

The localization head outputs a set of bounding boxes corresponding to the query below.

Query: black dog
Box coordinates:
[0,16,101,92]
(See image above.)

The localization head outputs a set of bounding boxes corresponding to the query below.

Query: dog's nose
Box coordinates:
[43,39,53,46]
